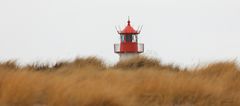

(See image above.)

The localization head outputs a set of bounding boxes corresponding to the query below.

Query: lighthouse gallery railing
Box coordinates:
[114,43,144,53]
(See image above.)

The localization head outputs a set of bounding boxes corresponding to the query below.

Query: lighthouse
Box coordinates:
[114,19,144,61]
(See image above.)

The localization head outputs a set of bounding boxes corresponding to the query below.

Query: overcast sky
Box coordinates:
[0,0,240,66]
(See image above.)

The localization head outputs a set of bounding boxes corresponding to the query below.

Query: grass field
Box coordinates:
[0,56,239,106]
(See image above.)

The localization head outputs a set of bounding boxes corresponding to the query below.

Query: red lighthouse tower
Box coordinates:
[114,19,144,60]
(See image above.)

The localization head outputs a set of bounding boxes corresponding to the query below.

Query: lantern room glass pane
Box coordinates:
[121,36,124,42]
[125,35,132,42]
[132,35,137,42]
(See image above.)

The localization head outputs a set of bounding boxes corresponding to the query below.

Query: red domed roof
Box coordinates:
[119,20,139,35]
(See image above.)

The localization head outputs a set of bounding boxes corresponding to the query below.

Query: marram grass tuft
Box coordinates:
[0,56,239,106]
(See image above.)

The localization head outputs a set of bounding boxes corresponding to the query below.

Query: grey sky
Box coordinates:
[0,0,240,66]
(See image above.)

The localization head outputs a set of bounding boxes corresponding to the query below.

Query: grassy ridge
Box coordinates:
[0,56,239,106]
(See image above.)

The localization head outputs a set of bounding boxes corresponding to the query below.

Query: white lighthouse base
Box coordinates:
[119,53,139,61]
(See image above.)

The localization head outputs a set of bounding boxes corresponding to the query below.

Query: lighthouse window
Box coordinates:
[125,35,133,42]
[121,36,125,42]
[132,35,137,42]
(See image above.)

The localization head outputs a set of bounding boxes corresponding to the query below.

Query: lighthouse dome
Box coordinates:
[119,20,139,35]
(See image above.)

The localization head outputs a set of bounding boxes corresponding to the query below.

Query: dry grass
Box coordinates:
[0,56,239,106]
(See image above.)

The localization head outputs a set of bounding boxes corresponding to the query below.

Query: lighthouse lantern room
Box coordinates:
[114,19,144,60]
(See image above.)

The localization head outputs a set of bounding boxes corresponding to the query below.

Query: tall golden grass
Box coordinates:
[0,56,239,106]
